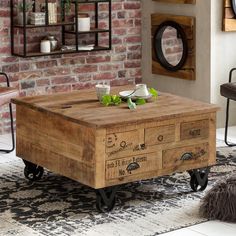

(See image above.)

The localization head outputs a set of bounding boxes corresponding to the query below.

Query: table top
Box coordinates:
[12,85,219,128]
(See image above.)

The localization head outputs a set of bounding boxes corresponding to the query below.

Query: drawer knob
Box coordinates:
[180,152,193,161]
[126,162,140,173]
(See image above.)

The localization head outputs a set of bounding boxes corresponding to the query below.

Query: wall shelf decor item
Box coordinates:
[152,0,196,4]
[151,13,196,80]
[223,0,236,31]
[10,0,112,58]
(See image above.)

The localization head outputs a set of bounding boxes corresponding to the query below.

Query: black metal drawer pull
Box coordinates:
[180,152,193,161]
[126,162,140,173]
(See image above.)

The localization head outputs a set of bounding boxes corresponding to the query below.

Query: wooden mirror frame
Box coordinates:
[154,21,188,72]
[152,14,196,80]
[153,0,196,4]
[223,0,236,31]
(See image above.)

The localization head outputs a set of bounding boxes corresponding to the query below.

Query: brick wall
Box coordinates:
[0,0,142,134]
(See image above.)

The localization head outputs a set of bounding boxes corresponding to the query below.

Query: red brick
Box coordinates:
[72,82,96,90]
[2,64,19,73]
[51,76,77,85]
[124,3,141,10]
[99,64,121,71]
[49,85,72,93]
[125,36,141,44]
[86,55,111,64]
[125,61,141,68]
[59,57,85,65]
[73,65,98,74]
[44,67,71,76]
[110,78,134,86]
[93,72,117,80]
[35,60,58,69]
[36,79,50,87]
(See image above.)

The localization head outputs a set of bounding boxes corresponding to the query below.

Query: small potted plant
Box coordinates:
[15,1,33,25]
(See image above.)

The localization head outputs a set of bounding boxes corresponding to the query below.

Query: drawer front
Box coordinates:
[106,152,161,180]
[145,125,175,146]
[180,119,209,140]
[106,130,144,158]
[163,143,209,170]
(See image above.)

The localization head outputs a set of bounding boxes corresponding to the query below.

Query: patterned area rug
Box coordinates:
[0,146,236,236]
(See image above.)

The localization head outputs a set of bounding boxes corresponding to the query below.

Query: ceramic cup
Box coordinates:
[134,84,149,97]
[95,84,110,101]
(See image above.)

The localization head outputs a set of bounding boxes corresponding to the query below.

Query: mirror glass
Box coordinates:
[161,26,184,67]
[154,21,188,72]
[231,0,236,16]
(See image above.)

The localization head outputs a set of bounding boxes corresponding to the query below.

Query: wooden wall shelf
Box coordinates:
[10,0,112,58]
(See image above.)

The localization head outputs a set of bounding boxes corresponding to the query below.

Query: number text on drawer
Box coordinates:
[180,120,209,140]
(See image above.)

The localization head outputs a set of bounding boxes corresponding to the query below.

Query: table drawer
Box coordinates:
[105,152,161,180]
[145,125,175,146]
[106,130,144,158]
[180,119,209,140]
[163,143,209,170]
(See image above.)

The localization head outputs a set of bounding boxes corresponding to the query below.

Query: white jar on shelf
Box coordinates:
[40,40,51,53]
[76,13,90,32]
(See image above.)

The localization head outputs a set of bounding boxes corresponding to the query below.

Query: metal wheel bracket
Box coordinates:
[23,159,44,181]
[96,186,119,212]
[189,167,210,187]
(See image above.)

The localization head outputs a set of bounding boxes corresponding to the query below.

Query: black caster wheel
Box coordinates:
[190,172,208,192]
[96,187,118,212]
[189,168,210,192]
[23,160,44,181]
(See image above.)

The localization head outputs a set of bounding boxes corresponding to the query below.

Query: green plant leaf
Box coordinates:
[102,95,112,106]
[111,95,122,106]
[135,98,146,105]
[127,98,137,110]
[149,88,158,98]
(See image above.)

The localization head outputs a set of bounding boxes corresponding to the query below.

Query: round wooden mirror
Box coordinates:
[231,0,236,16]
[153,21,188,72]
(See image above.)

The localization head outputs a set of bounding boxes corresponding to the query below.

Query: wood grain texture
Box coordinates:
[163,143,209,171]
[180,119,209,140]
[151,13,196,80]
[14,86,219,189]
[153,0,196,4]
[223,0,236,31]
[16,105,96,187]
[105,152,162,180]
[12,86,218,129]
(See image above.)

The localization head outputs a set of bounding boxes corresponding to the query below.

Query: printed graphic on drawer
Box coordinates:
[163,143,209,169]
[145,125,175,146]
[180,119,209,140]
[106,152,161,180]
[106,129,144,158]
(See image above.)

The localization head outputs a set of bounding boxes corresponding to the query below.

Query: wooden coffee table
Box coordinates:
[12,86,219,212]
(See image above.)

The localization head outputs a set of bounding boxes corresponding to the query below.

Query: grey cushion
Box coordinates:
[220,82,236,100]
